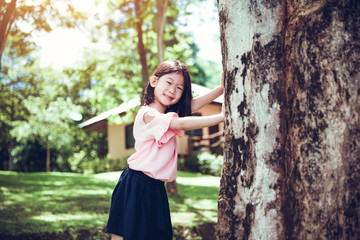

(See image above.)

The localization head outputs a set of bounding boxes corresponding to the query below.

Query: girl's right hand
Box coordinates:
[221,72,224,89]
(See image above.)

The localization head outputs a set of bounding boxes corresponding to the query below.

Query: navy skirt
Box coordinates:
[105,167,173,240]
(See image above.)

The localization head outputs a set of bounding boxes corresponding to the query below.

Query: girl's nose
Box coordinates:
[168,85,175,93]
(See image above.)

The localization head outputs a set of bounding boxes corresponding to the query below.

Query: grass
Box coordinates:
[0,170,220,240]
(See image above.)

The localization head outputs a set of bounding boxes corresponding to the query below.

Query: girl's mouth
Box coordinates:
[164,94,174,101]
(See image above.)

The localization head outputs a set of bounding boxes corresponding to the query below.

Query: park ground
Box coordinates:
[0,170,220,240]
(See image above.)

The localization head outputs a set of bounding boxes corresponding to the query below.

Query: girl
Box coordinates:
[106,60,224,240]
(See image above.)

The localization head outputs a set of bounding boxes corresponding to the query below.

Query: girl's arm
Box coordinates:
[169,111,224,131]
[191,73,224,113]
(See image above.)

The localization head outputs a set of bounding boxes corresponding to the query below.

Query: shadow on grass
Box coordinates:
[0,171,219,240]
[170,183,219,223]
[0,171,115,239]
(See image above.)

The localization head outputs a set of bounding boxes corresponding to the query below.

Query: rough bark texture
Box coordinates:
[282,1,360,239]
[216,0,360,239]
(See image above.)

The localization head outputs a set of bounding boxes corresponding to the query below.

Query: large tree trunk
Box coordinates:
[216,0,360,239]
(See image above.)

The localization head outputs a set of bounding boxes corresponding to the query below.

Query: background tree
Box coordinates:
[103,0,209,89]
[0,0,85,171]
[2,65,79,172]
[0,61,36,171]
[97,0,209,197]
[11,96,78,172]
[0,0,16,68]
[156,0,169,63]
[217,0,359,239]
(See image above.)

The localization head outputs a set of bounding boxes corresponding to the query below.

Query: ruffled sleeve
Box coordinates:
[145,108,182,147]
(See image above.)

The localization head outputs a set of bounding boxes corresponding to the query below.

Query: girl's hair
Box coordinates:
[143,60,192,117]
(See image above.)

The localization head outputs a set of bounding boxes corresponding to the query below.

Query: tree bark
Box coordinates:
[216,0,360,239]
[0,0,17,70]
[156,0,169,63]
[166,180,179,197]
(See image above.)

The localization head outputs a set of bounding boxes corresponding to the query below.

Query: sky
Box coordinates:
[34,0,221,69]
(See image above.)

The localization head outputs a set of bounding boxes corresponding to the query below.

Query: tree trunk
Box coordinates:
[0,0,17,70]
[134,0,149,88]
[7,138,14,171]
[46,146,50,172]
[166,180,179,197]
[216,0,360,239]
[156,0,169,63]
[155,0,179,197]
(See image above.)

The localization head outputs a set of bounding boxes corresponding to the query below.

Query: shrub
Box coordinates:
[180,151,223,176]
[68,151,128,174]
[197,151,223,176]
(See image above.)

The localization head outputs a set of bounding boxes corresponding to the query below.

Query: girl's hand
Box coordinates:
[221,103,225,117]
[221,72,224,89]
[170,112,224,131]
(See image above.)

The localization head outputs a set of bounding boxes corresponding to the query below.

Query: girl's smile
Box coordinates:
[149,73,185,112]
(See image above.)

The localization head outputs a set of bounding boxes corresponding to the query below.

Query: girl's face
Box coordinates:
[150,72,185,111]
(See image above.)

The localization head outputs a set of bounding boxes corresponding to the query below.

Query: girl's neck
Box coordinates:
[147,102,166,113]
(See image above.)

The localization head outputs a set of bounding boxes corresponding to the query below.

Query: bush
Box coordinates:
[180,151,223,176]
[68,151,128,174]
[197,151,223,176]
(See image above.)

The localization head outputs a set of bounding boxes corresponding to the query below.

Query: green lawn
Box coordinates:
[0,170,220,240]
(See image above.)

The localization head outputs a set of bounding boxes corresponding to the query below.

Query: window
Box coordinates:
[209,124,219,144]
[125,124,135,149]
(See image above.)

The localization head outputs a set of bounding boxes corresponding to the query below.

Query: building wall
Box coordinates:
[108,123,136,159]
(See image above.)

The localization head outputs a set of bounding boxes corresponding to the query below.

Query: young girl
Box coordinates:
[106,60,224,240]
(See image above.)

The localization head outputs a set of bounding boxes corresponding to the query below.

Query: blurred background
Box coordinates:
[0,0,222,174]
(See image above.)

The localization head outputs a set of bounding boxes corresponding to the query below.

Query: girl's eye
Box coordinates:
[166,81,171,85]
[177,87,183,91]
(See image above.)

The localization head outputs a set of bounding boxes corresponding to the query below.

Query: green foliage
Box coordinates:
[0,61,42,170]
[0,170,219,239]
[100,0,208,85]
[63,47,141,115]
[68,153,129,174]
[197,58,223,88]
[1,0,87,63]
[0,60,109,172]
[11,96,77,149]
[1,0,90,171]
[181,151,223,176]
[197,151,223,176]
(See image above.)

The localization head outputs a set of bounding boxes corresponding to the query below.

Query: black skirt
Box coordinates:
[105,167,173,240]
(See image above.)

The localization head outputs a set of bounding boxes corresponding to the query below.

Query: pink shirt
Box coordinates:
[127,106,181,182]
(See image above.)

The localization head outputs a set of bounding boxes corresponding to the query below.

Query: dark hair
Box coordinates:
[143,60,192,117]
